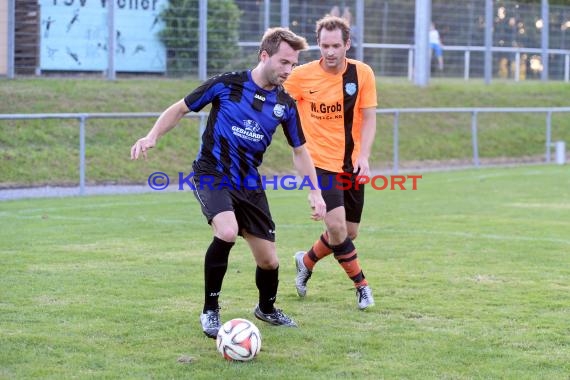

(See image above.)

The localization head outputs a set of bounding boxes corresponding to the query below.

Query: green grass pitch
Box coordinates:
[1,165,569,379]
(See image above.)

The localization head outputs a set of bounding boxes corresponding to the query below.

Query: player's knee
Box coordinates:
[257,257,279,270]
[327,220,347,240]
[347,230,358,241]
[215,227,238,242]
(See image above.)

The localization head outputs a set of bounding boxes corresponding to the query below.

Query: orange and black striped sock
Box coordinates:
[304,231,333,271]
[332,237,368,287]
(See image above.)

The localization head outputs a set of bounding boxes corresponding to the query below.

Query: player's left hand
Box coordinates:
[308,192,326,221]
[353,156,371,184]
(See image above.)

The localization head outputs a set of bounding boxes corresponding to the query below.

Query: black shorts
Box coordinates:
[316,167,365,223]
[191,172,276,242]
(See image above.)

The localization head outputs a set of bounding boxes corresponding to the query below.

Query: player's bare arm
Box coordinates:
[354,107,377,181]
[130,99,190,160]
[292,145,326,220]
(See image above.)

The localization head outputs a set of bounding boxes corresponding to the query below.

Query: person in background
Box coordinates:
[131,27,326,338]
[430,22,444,71]
[284,15,377,310]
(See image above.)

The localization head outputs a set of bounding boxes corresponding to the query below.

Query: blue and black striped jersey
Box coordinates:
[184,70,305,187]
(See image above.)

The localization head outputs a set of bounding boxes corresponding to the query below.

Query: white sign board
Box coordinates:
[39,0,167,72]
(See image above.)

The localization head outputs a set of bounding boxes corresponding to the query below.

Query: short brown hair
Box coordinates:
[258,27,308,58]
[315,15,351,44]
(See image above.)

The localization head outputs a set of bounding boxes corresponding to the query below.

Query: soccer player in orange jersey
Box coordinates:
[284,15,377,310]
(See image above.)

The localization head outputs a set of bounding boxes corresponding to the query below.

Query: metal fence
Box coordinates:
[376,107,570,173]
[0,111,207,194]
[1,107,567,196]
[2,0,570,82]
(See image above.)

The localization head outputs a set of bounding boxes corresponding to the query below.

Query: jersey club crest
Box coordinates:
[273,104,285,118]
[345,82,357,96]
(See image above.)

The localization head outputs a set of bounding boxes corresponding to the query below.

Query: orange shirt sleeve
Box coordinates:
[358,64,378,109]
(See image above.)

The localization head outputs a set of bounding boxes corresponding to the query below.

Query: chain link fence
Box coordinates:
[2,0,570,80]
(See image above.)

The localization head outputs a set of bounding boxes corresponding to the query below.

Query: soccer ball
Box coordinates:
[216,318,261,361]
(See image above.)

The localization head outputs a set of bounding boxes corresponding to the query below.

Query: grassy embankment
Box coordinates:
[1,78,568,187]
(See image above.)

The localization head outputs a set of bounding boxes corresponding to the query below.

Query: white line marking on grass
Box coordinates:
[508,202,570,210]
[439,169,549,183]
[360,226,570,245]
[0,212,193,225]
[7,199,182,215]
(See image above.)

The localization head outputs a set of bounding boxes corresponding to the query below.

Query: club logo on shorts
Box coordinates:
[273,104,285,118]
[345,82,357,96]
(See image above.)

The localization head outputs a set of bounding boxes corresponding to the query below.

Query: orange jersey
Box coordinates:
[284,58,377,173]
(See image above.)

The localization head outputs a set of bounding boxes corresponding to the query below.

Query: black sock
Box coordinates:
[203,237,234,313]
[256,266,279,314]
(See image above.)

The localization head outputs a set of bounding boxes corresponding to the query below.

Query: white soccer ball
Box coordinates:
[216,318,261,361]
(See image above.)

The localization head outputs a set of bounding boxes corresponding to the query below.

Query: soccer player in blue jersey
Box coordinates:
[131,27,326,338]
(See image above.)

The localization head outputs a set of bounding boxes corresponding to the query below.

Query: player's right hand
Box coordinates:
[308,192,326,221]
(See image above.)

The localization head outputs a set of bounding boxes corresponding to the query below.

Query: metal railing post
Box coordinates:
[79,116,86,196]
[393,111,400,174]
[198,0,208,81]
[564,54,570,82]
[408,49,414,81]
[464,50,470,80]
[106,0,116,80]
[545,111,552,163]
[471,111,480,167]
[515,52,521,82]
[7,0,15,78]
